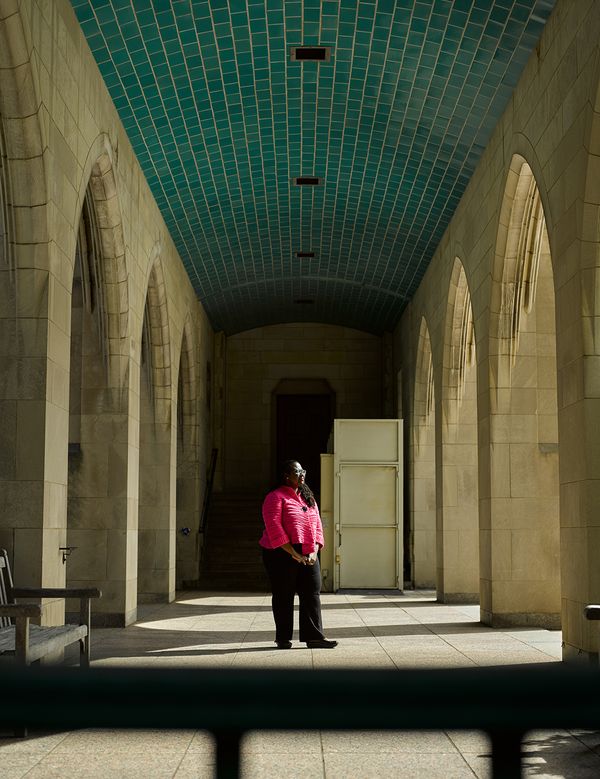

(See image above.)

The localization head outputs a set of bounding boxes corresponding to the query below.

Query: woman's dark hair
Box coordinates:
[282,459,316,507]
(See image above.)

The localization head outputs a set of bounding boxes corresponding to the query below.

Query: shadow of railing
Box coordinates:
[3,664,600,778]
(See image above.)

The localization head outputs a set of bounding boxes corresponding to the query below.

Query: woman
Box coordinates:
[260,460,338,649]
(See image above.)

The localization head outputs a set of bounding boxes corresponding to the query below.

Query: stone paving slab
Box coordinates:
[1,591,599,778]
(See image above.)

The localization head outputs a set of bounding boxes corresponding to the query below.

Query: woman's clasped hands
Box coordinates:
[293,551,317,565]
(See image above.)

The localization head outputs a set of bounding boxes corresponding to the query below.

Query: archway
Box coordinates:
[66,156,131,626]
[411,318,436,588]
[272,378,335,502]
[439,259,479,603]
[484,155,560,627]
[0,121,11,270]
[175,320,200,587]
[137,258,175,604]
[560,81,600,658]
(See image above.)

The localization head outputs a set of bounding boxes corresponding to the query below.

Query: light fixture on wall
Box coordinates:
[59,546,78,564]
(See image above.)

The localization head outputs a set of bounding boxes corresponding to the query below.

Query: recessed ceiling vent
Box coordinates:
[293,177,322,186]
[296,251,315,258]
[294,298,315,305]
[290,47,331,62]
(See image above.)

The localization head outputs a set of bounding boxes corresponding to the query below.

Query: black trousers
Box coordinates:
[262,545,326,643]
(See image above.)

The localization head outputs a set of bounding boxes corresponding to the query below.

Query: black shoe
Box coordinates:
[276,640,292,649]
[306,639,338,649]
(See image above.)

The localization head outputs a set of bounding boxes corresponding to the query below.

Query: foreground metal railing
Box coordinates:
[2,665,600,778]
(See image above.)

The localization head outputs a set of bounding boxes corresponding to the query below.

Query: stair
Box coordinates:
[194,492,270,592]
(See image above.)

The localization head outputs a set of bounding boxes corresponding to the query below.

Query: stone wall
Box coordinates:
[223,323,383,493]
[393,0,600,657]
[0,0,212,625]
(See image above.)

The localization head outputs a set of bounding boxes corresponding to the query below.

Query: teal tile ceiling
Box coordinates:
[71,0,555,334]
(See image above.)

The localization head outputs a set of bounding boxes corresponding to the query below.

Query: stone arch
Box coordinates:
[558,62,600,658]
[0,6,40,119]
[411,317,436,588]
[140,251,172,426]
[0,11,54,613]
[176,315,197,451]
[75,138,129,389]
[483,154,560,628]
[64,166,134,626]
[439,258,479,603]
[414,318,435,450]
[175,315,201,587]
[0,117,14,272]
[138,251,175,603]
[490,156,552,388]
[443,259,476,426]
[271,377,336,498]
[0,8,47,276]
[0,6,48,269]
[579,81,600,309]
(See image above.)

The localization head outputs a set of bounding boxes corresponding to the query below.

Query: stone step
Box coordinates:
[197,491,268,592]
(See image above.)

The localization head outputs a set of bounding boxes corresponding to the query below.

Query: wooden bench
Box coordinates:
[0,549,101,667]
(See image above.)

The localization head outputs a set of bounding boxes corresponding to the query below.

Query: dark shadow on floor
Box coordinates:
[474,731,600,778]
[73,624,560,663]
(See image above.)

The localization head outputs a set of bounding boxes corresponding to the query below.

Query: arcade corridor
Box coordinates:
[1,0,600,699]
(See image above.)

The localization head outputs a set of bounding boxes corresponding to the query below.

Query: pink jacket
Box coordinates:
[259,486,325,555]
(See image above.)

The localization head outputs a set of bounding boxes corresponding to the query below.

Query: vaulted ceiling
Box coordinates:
[71,0,555,334]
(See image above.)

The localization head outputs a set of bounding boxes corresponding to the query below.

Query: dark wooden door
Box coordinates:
[276,394,333,501]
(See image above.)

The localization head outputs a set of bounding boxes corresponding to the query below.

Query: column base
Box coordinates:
[562,642,599,665]
[437,592,479,605]
[67,609,137,628]
[481,610,561,629]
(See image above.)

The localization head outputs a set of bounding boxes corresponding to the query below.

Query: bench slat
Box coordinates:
[11,587,101,600]
[0,604,42,619]
[0,625,87,663]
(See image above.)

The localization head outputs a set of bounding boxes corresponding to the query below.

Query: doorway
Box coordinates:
[276,393,333,500]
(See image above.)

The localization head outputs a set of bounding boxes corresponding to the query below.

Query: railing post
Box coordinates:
[490,729,523,779]
[214,729,242,779]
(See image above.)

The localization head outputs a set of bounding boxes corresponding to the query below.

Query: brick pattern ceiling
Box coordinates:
[71,0,555,334]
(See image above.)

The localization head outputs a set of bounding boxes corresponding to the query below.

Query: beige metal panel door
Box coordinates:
[334,420,400,462]
[337,464,399,589]
[319,454,335,592]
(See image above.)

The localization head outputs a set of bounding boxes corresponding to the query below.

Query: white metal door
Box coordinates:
[336,463,399,588]
[332,419,403,591]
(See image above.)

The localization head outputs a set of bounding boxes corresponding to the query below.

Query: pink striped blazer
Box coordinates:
[259,486,325,555]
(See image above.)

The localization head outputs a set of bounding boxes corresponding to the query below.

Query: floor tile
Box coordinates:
[323,751,476,778]
[0,753,45,779]
[25,753,183,779]
[173,752,215,779]
[52,729,194,753]
[242,752,325,778]
[242,730,322,753]
[321,730,456,753]
[23,589,593,779]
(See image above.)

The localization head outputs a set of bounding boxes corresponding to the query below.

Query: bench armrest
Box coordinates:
[584,605,600,620]
[11,588,101,599]
[0,604,42,619]
[0,605,41,664]
[10,589,101,637]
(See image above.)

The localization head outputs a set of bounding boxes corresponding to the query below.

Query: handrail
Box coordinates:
[3,665,600,779]
[199,447,218,537]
